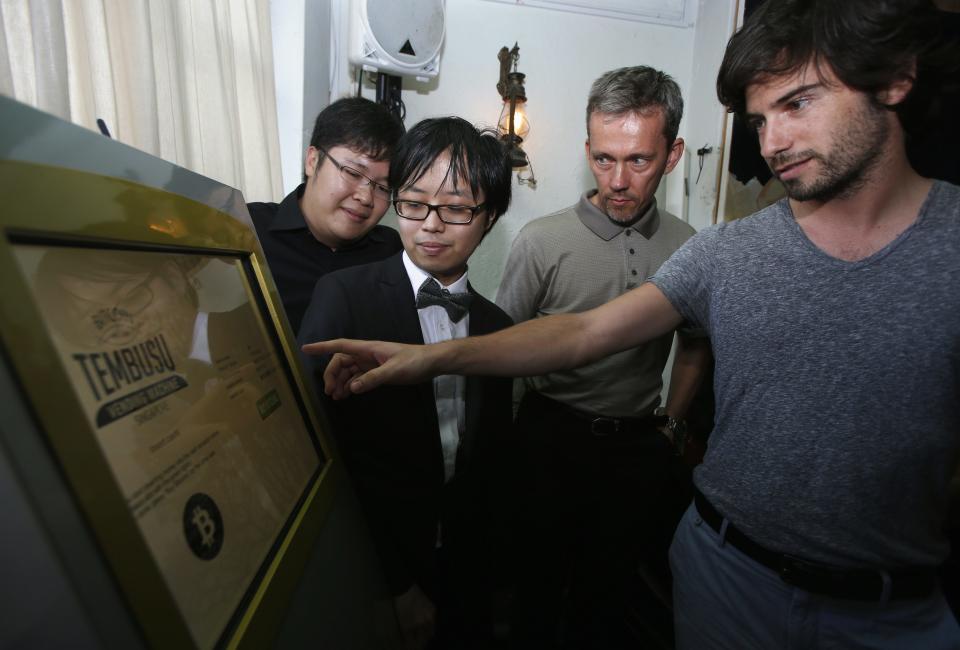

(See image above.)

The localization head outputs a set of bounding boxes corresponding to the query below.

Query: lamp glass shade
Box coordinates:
[498,100,530,140]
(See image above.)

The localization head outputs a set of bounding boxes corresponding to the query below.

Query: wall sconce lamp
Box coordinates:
[497,43,536,186]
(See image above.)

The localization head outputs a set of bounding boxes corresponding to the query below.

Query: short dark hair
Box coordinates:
[389,117,512,231]
[308,97,405,162]
[586,66,684,144]
[716,0,951,131]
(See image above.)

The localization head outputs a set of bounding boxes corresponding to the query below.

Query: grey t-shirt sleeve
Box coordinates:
[649,225,721,332]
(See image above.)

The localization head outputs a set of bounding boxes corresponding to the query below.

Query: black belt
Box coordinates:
[693,489,938,601]
[526,391,666,436]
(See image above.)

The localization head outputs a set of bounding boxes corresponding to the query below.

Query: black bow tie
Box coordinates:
[415,277,472,323]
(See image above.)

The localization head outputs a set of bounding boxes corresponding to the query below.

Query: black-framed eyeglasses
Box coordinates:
[393,199,487,225]
[318,147,391,200]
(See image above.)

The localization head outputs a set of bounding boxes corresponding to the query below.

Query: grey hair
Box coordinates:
[586,66,684,143]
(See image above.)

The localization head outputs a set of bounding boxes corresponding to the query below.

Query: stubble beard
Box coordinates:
[600,192,653,224]
[773,100,890,204]
[604,196,638,222]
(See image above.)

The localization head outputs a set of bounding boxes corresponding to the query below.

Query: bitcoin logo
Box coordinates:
[183,493,224,560]
[192,506,216,546]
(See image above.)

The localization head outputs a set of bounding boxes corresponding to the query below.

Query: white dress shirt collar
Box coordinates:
[401,251,470,300]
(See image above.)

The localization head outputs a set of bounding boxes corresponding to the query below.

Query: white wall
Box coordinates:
[277,0,736,297]
[303,0,333,164]
[271,0,334,195]
[683,0,738,231]
[271,0,307,194]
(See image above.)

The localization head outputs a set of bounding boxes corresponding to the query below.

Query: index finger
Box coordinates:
[301,338,367,357]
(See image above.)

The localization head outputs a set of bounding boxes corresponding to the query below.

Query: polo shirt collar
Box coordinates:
[576,190,661,241]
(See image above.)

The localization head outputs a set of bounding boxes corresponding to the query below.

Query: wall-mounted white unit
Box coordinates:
[348,0,446,81]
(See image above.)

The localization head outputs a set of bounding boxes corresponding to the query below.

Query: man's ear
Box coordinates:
[483,212,495,233]
[877,60,917,108]
[304,146,320,180]
[584,138,591,162]
[664,137,684,174]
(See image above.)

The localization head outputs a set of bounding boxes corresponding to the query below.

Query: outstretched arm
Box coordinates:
[303,282,683,397]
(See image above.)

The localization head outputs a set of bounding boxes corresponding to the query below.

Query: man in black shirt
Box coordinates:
[248,97,405,333]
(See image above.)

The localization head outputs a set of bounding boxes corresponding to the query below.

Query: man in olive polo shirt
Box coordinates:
[248,97,405,334]
[496,66,710,649]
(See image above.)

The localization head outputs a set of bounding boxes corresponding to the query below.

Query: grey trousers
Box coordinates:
[670,503,960,650]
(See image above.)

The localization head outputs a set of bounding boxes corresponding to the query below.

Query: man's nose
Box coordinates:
[610,164,630,190]
[759,119,791,160]
[353,181,375,205]
[422,208,446,232]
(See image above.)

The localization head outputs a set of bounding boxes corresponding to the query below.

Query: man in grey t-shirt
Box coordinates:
[306,0,960,647]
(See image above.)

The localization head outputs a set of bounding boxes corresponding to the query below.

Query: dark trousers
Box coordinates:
[424,544,494,650]
[423,485,496,650]
[510,391,691,649]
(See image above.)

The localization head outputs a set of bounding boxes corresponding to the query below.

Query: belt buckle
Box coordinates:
[590,417,620,436]
[779,554,824,586]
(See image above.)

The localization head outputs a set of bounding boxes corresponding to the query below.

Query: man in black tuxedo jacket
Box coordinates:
[297,117,514,649]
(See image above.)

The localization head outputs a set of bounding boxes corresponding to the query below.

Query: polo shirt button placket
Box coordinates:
[625,232,638,290]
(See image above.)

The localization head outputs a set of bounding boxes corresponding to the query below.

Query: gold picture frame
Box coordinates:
[0,159,335,649]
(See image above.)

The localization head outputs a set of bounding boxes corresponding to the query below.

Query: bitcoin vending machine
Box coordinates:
[0,96,397,649]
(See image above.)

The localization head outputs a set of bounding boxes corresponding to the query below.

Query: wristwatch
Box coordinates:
[654,407,688,455]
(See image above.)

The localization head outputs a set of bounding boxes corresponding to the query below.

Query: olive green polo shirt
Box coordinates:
[496,191,696,417]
